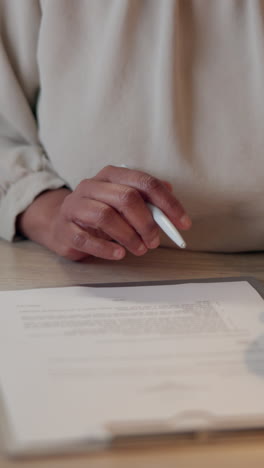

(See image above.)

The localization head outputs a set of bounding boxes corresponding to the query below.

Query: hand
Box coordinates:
[17,165,191,261]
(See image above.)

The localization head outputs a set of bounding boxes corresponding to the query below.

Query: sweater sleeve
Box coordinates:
[0,0,66,241]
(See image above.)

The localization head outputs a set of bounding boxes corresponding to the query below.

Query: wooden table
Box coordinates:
[1,239,264,467]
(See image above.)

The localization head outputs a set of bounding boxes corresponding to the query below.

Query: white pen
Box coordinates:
[118,164,187,249]
[146,203,186,249]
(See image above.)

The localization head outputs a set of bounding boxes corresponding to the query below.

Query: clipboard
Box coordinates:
[1,276,264,458]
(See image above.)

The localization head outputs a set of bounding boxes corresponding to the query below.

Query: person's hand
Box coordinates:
[17,165,191,261]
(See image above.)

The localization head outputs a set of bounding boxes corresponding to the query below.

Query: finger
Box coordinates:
[95,166,192,230]
[61,222,127,260]
[74,203,149,256]
[161,180,173,192]
[68,197,149,255]
[76,180,160,249]
[61,190,150,255]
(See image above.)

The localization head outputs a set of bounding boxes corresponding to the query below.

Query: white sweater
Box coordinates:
[1,0,264,252]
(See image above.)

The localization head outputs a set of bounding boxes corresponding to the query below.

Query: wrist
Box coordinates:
[17,188,71,248]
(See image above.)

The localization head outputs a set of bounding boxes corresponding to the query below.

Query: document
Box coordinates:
[1,278,264,456]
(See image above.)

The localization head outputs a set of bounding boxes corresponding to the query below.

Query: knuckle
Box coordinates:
[168,198,181,213]
[95,205,114,227]
[145,219,159,235]
[103,164,114,172]
[76,178,90,194]
[71,232,88,250]
[95,165,113,179]
[118,187,140,207]
[140,175,162,194]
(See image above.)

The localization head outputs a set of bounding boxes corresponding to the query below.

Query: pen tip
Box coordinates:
[180,241,186,249]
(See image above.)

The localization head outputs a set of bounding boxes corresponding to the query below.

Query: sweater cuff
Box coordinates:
[0,171,66,241]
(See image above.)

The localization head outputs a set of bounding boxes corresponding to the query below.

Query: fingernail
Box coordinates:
[180,214,192,229]
[113,248,125,259]
[149,236,160,249]
[137,243,148,253]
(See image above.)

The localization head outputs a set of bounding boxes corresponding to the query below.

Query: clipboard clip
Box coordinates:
[105,410,215,438]
[106,410,264,443]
